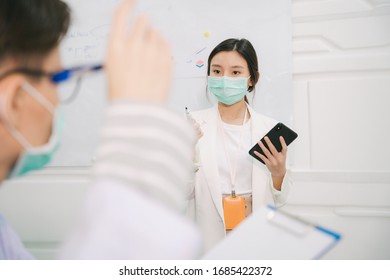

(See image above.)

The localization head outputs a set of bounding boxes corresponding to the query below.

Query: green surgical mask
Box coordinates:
[208,76,249,105]
[4,82,64,178]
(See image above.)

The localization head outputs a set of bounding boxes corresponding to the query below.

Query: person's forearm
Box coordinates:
[271,174,285,191]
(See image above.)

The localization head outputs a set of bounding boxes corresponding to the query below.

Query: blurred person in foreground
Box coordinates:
[0,0,201,259]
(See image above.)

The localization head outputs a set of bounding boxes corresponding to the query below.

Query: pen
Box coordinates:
[185,107,195,122]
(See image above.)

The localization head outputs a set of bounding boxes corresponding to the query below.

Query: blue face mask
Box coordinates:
[208,76,249,105]
[5,82,64,178]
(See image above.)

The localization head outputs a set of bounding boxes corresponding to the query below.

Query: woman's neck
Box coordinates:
[218,100,250,125]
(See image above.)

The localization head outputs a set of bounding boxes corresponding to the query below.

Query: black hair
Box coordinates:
[207,38,260,102]
[0,0,71,66]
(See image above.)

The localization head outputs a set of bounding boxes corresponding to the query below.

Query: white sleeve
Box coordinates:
[270,169,292,208]
[60,180,202,259]
[94,102,196,212]
[60,102,202,259]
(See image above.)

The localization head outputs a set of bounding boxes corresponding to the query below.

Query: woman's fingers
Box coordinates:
[258,140,272,160]
[280,136,288,155]
[264,136,278,156]
[254,151,270,165]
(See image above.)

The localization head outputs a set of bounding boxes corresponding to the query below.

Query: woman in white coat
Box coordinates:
[188,38,292,252]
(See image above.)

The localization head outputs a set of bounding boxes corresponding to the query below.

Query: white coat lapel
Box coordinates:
[197,106,224,219]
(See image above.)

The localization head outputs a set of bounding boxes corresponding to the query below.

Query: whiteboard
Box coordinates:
[51,0,292,166]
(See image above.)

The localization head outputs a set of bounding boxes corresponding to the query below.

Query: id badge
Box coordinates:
[223,194,246,230]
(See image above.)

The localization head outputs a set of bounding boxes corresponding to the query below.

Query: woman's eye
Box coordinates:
[212,70,221,74]
[233,71,240,75]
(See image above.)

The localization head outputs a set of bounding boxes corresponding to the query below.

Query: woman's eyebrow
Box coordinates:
[231,65,245,69]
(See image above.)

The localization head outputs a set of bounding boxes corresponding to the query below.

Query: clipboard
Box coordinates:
[203,205,341,260]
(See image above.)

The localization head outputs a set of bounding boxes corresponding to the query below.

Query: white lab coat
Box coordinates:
[188,104,292,252]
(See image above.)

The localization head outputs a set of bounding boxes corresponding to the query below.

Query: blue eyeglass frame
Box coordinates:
[50,64,103,84]
[0,64,103,84]
[0,64,103,103]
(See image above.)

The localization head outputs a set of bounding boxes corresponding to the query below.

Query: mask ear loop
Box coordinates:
[246,76,253,104]
[21,82,55,115]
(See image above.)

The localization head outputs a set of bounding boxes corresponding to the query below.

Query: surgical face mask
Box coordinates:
[4,82,64,178]
[208,76,249,106]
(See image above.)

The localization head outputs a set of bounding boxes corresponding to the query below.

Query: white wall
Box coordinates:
[287,0,390,259]
[0,0,389,259]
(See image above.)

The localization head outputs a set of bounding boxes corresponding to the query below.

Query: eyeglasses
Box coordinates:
[0,64,103,103]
